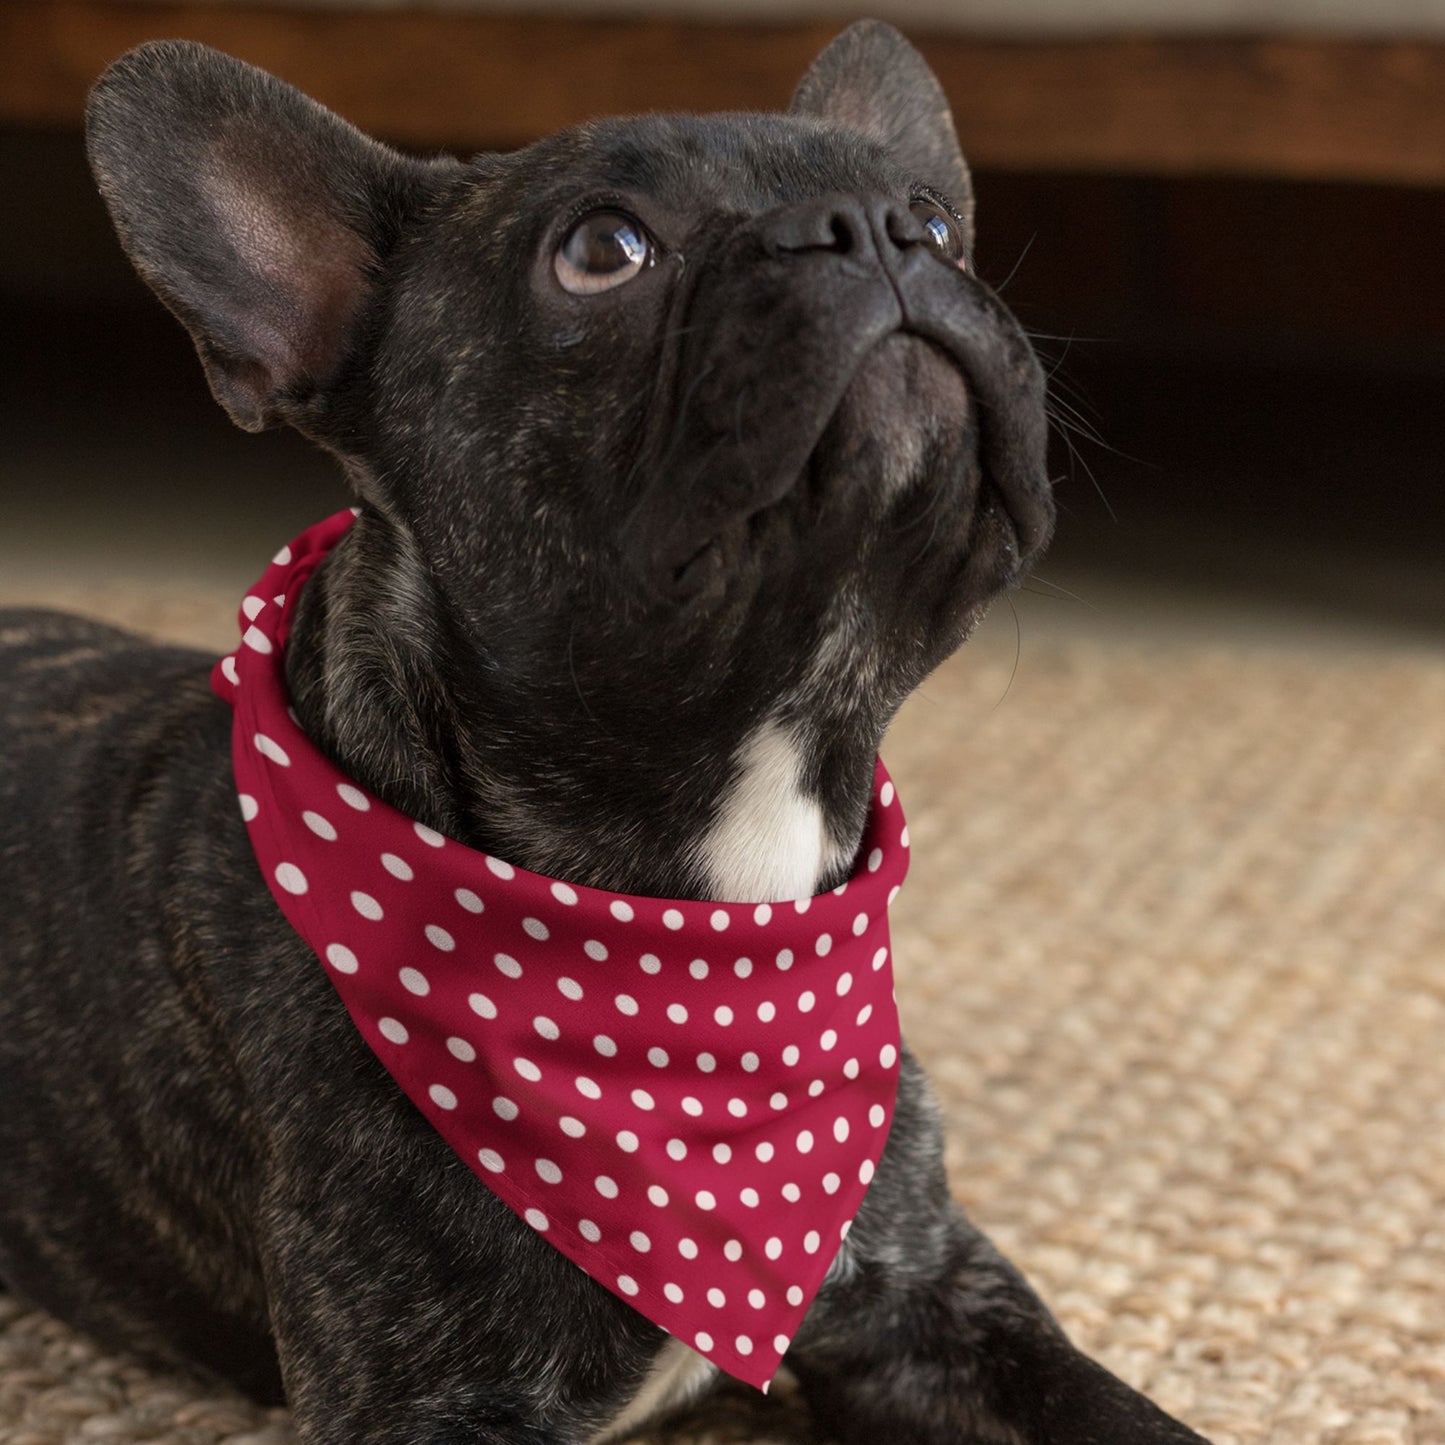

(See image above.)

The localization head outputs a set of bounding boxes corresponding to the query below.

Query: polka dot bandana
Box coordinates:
[210,511,910,1391]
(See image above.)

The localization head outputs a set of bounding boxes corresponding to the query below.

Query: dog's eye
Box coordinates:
[910,198,967,270]
[555,210,652,294]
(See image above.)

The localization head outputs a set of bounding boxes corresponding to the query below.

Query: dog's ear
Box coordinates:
[791,20,973,250]
[86,41,454,433]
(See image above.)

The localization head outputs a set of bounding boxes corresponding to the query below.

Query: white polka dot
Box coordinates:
[647,1046,669,1067]
[584,939,608,961]
[815,933,832,957]
[748,1289,765,1309]
[647,1184,669,1207]
[663,908,684,930]
[794,897,811,914]
[714,1005,734,1027]
[679,1238,699,1260]
[774,1334,791,1353]
[901,826,910,847]
[844,1057,860,1079]
[514,1057,541,1082]
[689,958,709,980]
[237,793,258,822]
[579,1219,601,1241]
[782,1045,801,1066]
[880,781,895,807]
[615,994,638,1016]
[485,855,515,879]
[639,953,662,974]
[381,852,413,880]
[667,1137,688,1160]
[867,847,883,872]
[524,1209,549,1232]
[798,991,816,1013]
[888,885,900,905]
[755,1141,775,1162]
[724,1239,743,1262]
[727,1098,748,1118]
[786,1286,804,1307]
[429,1084,458,1111]
[221,656,240,687]
[534,1016,560,1041]
[696,1331,714,1352]
[594,1035,617,1057]
[712,1142,732,1165]
[595,1175,619,1198]
[610,899,635,922]
[667,1003,688,1025]
[272,543,293,565]
[536,1158,562,1184]
[872,946,888,971]
[617,1274,639,1296]
[351,891,383,920]
[336,783,370,811]
[820,1029,838,1051]
[522,917,549,941]
[757,1001,776,1023]
[765,1237,783,1260]
[274,863,308,895]
[735,1334,753,1355]
[325,943,358,974]
[801,1230,820,1254]
[242,627,273,656]
[629,1230,651,1253]
[856,1004,873,1027]
[695,1190,716,1210]
[631,1088,655,1111]
[558,977,584,1001]
[796,1129,814,1154]
[492,1096,518,1120]
[776,949,794,971]
[455,887,485,913]
[470,992,497,1019]
[833,1117,850,1143]
[560,1115,586,1137]
[870,1103,886,1127]
[823,1171,841,1194]
[446,1036,476,1062]
[495,953,522,978]
[754,904,773,925]
[478,1148,505,1173]
[302,811,337,841]
[696,1052,717,1073]
[741,1186,760,1207]
[576,1076,601,1099]
[860,1159,876,1184]
[425,924,455,952]
[616,1130,640,1153]
[681,1097,703,1117]
[709,909,729,931]
[707,1287,726,1307]
[413,821,445,848]
[770,1092,788,1110]
[665,1282,685,1303]
[550,881,578,905]
[783,1181,802,1204]
[808,1079,825,1098]
[880,1044,898,1068]
[399,967,429,996]
[377,1017,408,1044]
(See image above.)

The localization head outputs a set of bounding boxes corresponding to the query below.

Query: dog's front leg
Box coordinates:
[786,1052,1209,1444]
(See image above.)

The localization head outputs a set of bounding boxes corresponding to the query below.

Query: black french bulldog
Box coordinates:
[0,21,1208,1444]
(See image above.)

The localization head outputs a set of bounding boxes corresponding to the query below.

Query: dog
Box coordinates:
[0,21,1209,1444]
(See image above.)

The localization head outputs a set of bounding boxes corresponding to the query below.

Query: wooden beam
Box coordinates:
[3,0,1443,185]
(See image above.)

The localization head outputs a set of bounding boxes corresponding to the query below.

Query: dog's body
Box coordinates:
[0,23,1207,1443]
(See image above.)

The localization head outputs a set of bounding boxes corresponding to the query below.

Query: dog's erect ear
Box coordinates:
[791,20,973,250]
[86,41,452,432]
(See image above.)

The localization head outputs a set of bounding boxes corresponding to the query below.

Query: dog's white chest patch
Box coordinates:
[696,720,834,901]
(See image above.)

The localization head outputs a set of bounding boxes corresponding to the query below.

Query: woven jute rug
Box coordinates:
[1,578,1442,1445]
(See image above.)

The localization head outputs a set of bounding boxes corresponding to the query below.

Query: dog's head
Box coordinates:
[87,24,1052,888]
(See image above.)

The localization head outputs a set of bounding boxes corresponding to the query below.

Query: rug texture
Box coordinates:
[1,581,1442,1445]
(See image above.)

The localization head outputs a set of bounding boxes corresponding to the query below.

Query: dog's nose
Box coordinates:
[760,194,926,263]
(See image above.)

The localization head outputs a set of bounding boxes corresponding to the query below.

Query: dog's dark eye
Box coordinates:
[910,198,967,270]
[555,210,652,294]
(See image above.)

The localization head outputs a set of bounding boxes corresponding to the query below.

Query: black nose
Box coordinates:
[759,194,927,263]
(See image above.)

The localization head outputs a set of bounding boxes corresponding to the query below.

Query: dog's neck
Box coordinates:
[283,518,879,904]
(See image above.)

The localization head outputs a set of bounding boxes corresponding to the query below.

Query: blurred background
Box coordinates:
[1,0,1442,650]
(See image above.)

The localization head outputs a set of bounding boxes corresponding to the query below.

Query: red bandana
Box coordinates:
[210,512,910,1390]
